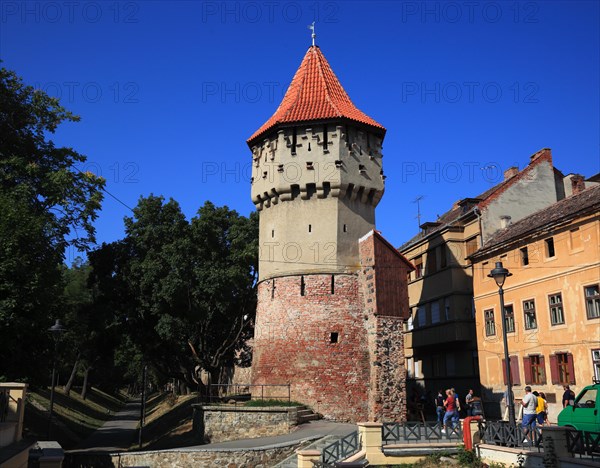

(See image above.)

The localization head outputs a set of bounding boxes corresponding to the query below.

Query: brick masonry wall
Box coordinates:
[359,231,413,318]
[196,405,298,443]
[252,273,370,421]
[359,231,410,421]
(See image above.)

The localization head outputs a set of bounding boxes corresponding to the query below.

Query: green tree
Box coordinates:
[186,202,258,388]
[94,196,258,392]
[0,67,104,383]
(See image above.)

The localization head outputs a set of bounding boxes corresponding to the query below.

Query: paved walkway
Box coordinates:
[182,420,357,451]
[70,399,141,452]
[68,400,355,454]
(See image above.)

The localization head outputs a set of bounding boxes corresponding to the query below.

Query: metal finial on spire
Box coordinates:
[308,22,316,46]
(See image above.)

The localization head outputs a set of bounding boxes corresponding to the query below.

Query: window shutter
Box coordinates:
[540,355,547,384]
[567,353,576,385]
[511,355,521,385]
[523,357,532,384]
[502,359,507,385]
[550,355,559,384]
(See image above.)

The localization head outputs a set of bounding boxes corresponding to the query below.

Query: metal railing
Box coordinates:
[566,430,600,458]
[478,420,542,451]
[199,383,291,405]
[322,431,361,465]
[382,421,462,444]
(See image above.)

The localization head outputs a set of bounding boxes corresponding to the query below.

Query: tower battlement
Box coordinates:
[250,124,385,210]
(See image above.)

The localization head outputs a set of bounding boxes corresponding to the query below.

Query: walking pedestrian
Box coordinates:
[536,391,548,426]
[435,389,445,426]
[442,389,458,434]
[465,389,475,417]
[521,386,538,442]
[502,386,514,421]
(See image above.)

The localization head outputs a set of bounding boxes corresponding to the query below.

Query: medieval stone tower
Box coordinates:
[247,44,413,422]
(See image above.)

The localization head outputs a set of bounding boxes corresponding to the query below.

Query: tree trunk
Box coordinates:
[178,380,189,395]
[81,366,92,400]
[64,355,80,396]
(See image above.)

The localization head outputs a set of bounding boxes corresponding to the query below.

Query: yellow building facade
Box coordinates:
[471,184,600,421]
[400,149,576,401]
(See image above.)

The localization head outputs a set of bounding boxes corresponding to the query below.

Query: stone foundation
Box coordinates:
[65,444,301,468]
[193,405,299,443]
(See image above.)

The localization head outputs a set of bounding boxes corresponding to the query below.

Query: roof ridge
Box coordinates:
[314,47,343,117]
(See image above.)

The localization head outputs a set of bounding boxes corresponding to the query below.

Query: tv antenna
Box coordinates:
[413,195,424,228]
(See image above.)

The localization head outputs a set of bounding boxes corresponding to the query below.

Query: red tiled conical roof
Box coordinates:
[247,46,385,145]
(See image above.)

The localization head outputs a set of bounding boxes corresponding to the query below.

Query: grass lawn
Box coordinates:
[24,387,127,450]
[138,392,198,450]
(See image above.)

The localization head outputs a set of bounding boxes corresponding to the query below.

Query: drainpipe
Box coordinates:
[473,207,483,246]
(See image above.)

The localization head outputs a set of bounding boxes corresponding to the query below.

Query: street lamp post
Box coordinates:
[48,319,66,440]
[488,261,515,427]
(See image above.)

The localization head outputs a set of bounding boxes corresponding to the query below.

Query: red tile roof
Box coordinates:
[247,46,385,145]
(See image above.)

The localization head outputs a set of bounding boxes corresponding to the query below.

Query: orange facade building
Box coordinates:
[471,184,600,421]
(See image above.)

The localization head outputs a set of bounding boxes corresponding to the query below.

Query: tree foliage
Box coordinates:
[0,67,104,383]
[89,196,258,391]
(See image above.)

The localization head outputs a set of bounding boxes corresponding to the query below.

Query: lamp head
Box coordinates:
[48,319,66,335]
[488,261,512,288]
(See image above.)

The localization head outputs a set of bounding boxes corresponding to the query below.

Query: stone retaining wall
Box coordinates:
[65,444,301,468]
[193,405,299,443]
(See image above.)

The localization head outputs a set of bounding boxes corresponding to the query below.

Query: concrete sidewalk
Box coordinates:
[69,401,356,454]
[181,420,357,451]
[70,399,141,452]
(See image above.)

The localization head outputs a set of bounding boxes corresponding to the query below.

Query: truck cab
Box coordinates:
[557,382,600,432]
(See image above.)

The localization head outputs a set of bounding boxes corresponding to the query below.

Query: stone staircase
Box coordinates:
[297,406,320,424]
[274,434,341,468]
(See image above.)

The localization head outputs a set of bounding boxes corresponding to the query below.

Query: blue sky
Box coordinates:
[2,1,599,261]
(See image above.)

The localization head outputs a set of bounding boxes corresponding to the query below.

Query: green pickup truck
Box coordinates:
[557,382,600,432]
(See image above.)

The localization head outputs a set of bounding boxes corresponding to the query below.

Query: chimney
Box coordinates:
[571,174,585,195]
[500,215,512,228]
[530,148,552,164]
[504,167,519,180]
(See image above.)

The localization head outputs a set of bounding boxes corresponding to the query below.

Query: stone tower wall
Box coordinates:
[251,124,385,281]
[251,273,371,421]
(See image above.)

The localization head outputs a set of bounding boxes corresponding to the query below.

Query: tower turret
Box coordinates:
[248,44,409,422]
[248,45,387,281]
